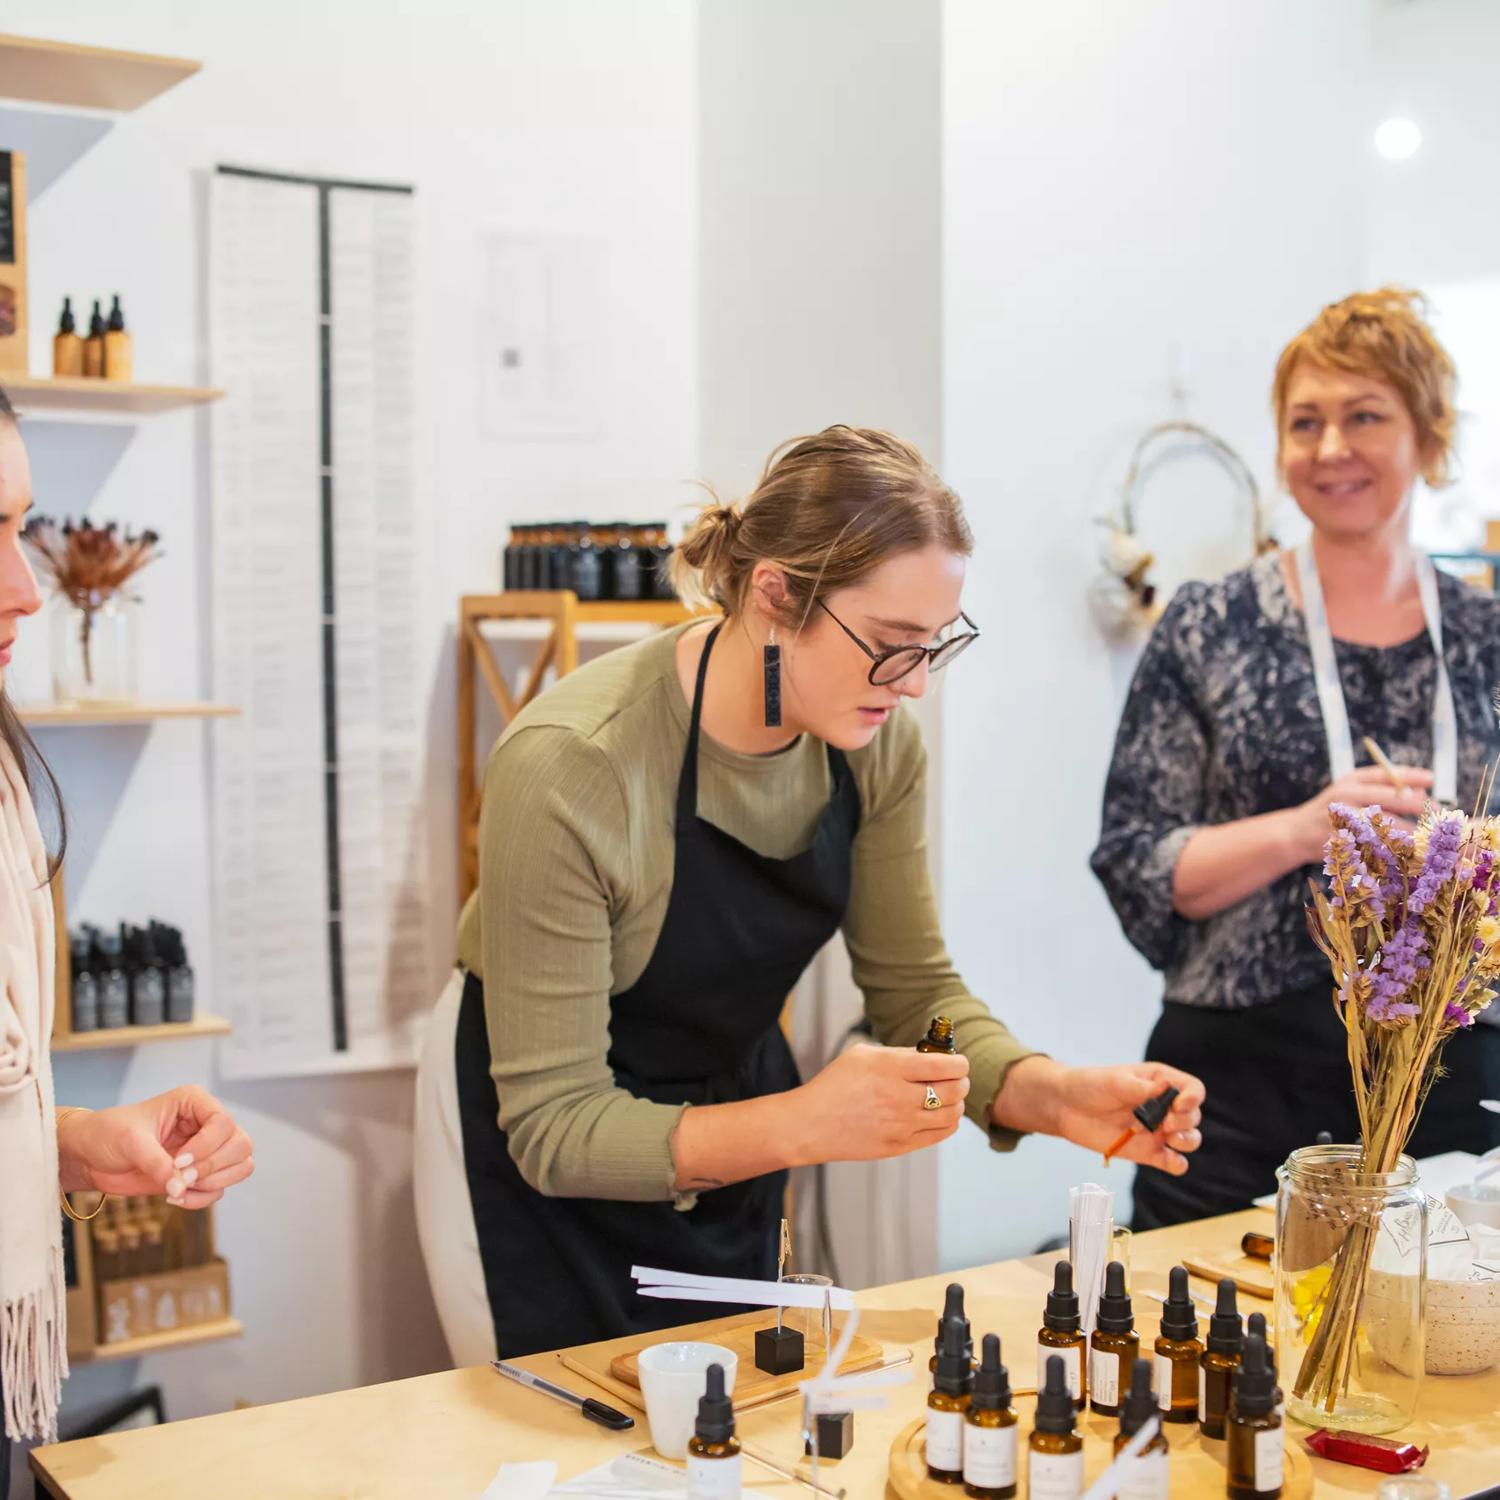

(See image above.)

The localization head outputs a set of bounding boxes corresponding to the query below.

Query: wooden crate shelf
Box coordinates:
[19,701,239,728]
[0,32,200,112]
[77,1318,243,1366]
[52,1015,232,1053]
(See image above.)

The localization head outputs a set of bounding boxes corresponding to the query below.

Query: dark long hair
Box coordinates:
[0,383,66,878]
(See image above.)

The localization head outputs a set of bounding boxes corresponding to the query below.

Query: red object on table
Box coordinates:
[1305,1428,1429,1474]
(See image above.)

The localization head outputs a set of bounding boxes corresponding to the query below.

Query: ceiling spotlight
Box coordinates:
[1375,117,1423,161]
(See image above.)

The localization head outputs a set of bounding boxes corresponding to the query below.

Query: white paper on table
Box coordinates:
[478,1461,555,1500]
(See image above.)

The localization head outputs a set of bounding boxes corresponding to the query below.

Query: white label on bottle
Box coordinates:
[1089,1347,1120,1408]
[1198,1364,1207,1422]
[926,1408,964,1474]
[686,1452,742,1500]
[1255,1427,1285,1492]
[1037,1343,1082,1403]
[1154,1353,1173,1412]
[1118,1449,1169,1500]
[963,1423,1017,1489]
[1028,1446,1086,1500]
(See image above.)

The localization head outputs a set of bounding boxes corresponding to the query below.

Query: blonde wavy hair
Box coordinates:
[670,425,972,627]
[1272,286,1458,487]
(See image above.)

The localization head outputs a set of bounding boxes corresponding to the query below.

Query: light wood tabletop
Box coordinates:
[31,1209,1500,1499]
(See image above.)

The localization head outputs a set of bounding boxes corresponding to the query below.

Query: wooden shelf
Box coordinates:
[3,376,224,416]
[52,1014,231,1054]
[0,33,200,112]
[19,701,239,727]
[77,1317,242,1366]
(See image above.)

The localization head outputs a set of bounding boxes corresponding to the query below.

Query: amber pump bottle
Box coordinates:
[918,1015,956,1053]
[1088,1260,1137,1418]
[930,1282,973,1389]
[686,1361,741,1500]
[1037,1260,1087,1411]
[1199,1277,1244,1439]
[1028,1355,1084,1500]
[1112,1358,1169,1497]
[1154,1264,1202,1424]
[927,1314,973,1483]
[1227,1334,1283,1499]
[963,1334,1016,1499]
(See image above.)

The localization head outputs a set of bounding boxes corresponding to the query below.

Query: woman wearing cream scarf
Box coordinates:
[0,387,254,1477]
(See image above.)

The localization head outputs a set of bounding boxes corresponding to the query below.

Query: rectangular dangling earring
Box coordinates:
[763,625,782,728]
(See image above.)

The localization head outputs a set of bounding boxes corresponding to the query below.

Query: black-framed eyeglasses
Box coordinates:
[816,600,980,686]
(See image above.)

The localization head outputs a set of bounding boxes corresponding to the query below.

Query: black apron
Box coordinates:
[456,623,862,1357]
[1132,985,1500,1230]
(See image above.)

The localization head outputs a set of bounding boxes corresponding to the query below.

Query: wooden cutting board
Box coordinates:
[888,1410,1312,1499]
[558,1307,887,1414]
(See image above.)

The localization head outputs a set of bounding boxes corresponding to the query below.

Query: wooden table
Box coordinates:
[32,1210,1500,1499]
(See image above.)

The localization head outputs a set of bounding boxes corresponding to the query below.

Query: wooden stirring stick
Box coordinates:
[1362,736,1408,795]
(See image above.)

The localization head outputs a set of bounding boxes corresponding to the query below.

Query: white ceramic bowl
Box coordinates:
[635,1340,738,1459]
[1424,1276,1500,1376]
[1445,1181,1500,1233]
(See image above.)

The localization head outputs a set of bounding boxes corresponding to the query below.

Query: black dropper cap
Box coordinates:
[694,1362,735,1444]
[1118,1357,1156,1438]
[107,294,125,332]
[1232,1335,1276,1419]
[58,297,76,335]
[969,1333,1011,1413]
[1096,1260,1133,1335]
[1159,1264,1198,1341]
[1207,1278,1243,1355]
[1133,1086,1179,1134]
[934,1283,972,1361]
[1314,1131,1333,1147]
[1247,1313,1276,1373]
[89,299,105,337]
[1034,1354,1077,1435]
[934,1314,973,1397]
[1044,1260,1081,1333]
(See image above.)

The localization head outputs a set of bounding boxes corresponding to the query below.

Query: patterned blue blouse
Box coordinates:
[1090,551,1500,1017]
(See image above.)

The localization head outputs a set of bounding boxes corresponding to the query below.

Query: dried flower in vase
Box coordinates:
[22,517,162,688]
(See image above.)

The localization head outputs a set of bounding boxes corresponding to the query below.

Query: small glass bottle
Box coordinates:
[70,931,100,1032]
[918,1015,956,1053]
[1089,1259,1137,1418]
[53,297,83,377]
[1199,1277,1244,1440]
[964,1333,1017,1499]
[1154,1264,1202,1424]
[613,524,643,600]
[1113,1358,1169,1498]
[927,1313,973,1484]
[91,1224,122,1283]
[1037,1260,1087,1412]
[103,293,133,382]
[1227,1334,1283,1499]
[96,930,130,1030]
[516,527,538,590]
[502,528,522,591]
[686,1361,741,1499]
[571,524,603,601]
[84,299,106,378]
[930,1282,971,1390]
[1246,1312,1284,1423]
[1028,1354,1085,1500]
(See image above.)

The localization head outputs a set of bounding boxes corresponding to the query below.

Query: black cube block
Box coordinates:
[754,1324,805,1375]
[804,1410,854,1460]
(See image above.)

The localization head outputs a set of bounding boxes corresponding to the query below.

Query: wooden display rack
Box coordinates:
[456,591,699,900]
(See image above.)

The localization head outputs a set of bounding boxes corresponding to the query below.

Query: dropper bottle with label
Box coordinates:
[1028,1354,1084,1500]
[1113,1357,1169,1498]
[1036,1261,1086,1411]
[686,1361,741,1500]
[926,1314,973,1484]
[1088,1259,1137,1418]
[1199,1277,1244,1439]
[963,1333,1016,1500]
[1227,1334,1283,1499]
[1154,1264,1202,1424]
[930,1282,972,1390]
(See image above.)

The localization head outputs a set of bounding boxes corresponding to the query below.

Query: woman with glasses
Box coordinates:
[415,426,1203,1364]
[1092,289,1500,1232]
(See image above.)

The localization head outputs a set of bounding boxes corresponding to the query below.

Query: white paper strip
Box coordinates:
[1079,1416,1161,1500]
[631,1265,856,1311]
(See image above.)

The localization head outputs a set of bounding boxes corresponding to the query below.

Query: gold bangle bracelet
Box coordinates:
[60,1190,109,1223]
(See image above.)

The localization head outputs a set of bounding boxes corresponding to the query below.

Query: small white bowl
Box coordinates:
[636,1340,738,1459]
[1425,1276,1500,1376]
[1445,1181,1500,1233]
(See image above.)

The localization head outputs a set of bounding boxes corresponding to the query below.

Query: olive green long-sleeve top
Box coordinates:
[455,623,1036,1208]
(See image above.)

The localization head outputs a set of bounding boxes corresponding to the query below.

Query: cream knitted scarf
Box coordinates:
[0,736,65,1442]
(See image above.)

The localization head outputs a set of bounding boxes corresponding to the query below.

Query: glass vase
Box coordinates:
[50,593,139,704]
[1275,1144,1427,1435]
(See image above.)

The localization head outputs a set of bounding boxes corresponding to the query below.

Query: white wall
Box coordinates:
[6,0,697,1430]
[936,0,1373,1270]
[696,0,944,1288]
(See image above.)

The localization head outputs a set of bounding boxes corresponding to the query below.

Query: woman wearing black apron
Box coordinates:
[1092,290,1500,1231]
[416,426,1204,1363]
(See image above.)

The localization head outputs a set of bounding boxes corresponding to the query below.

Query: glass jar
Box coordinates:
[50,592,139,703]
[1275,1144,1427,1435]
